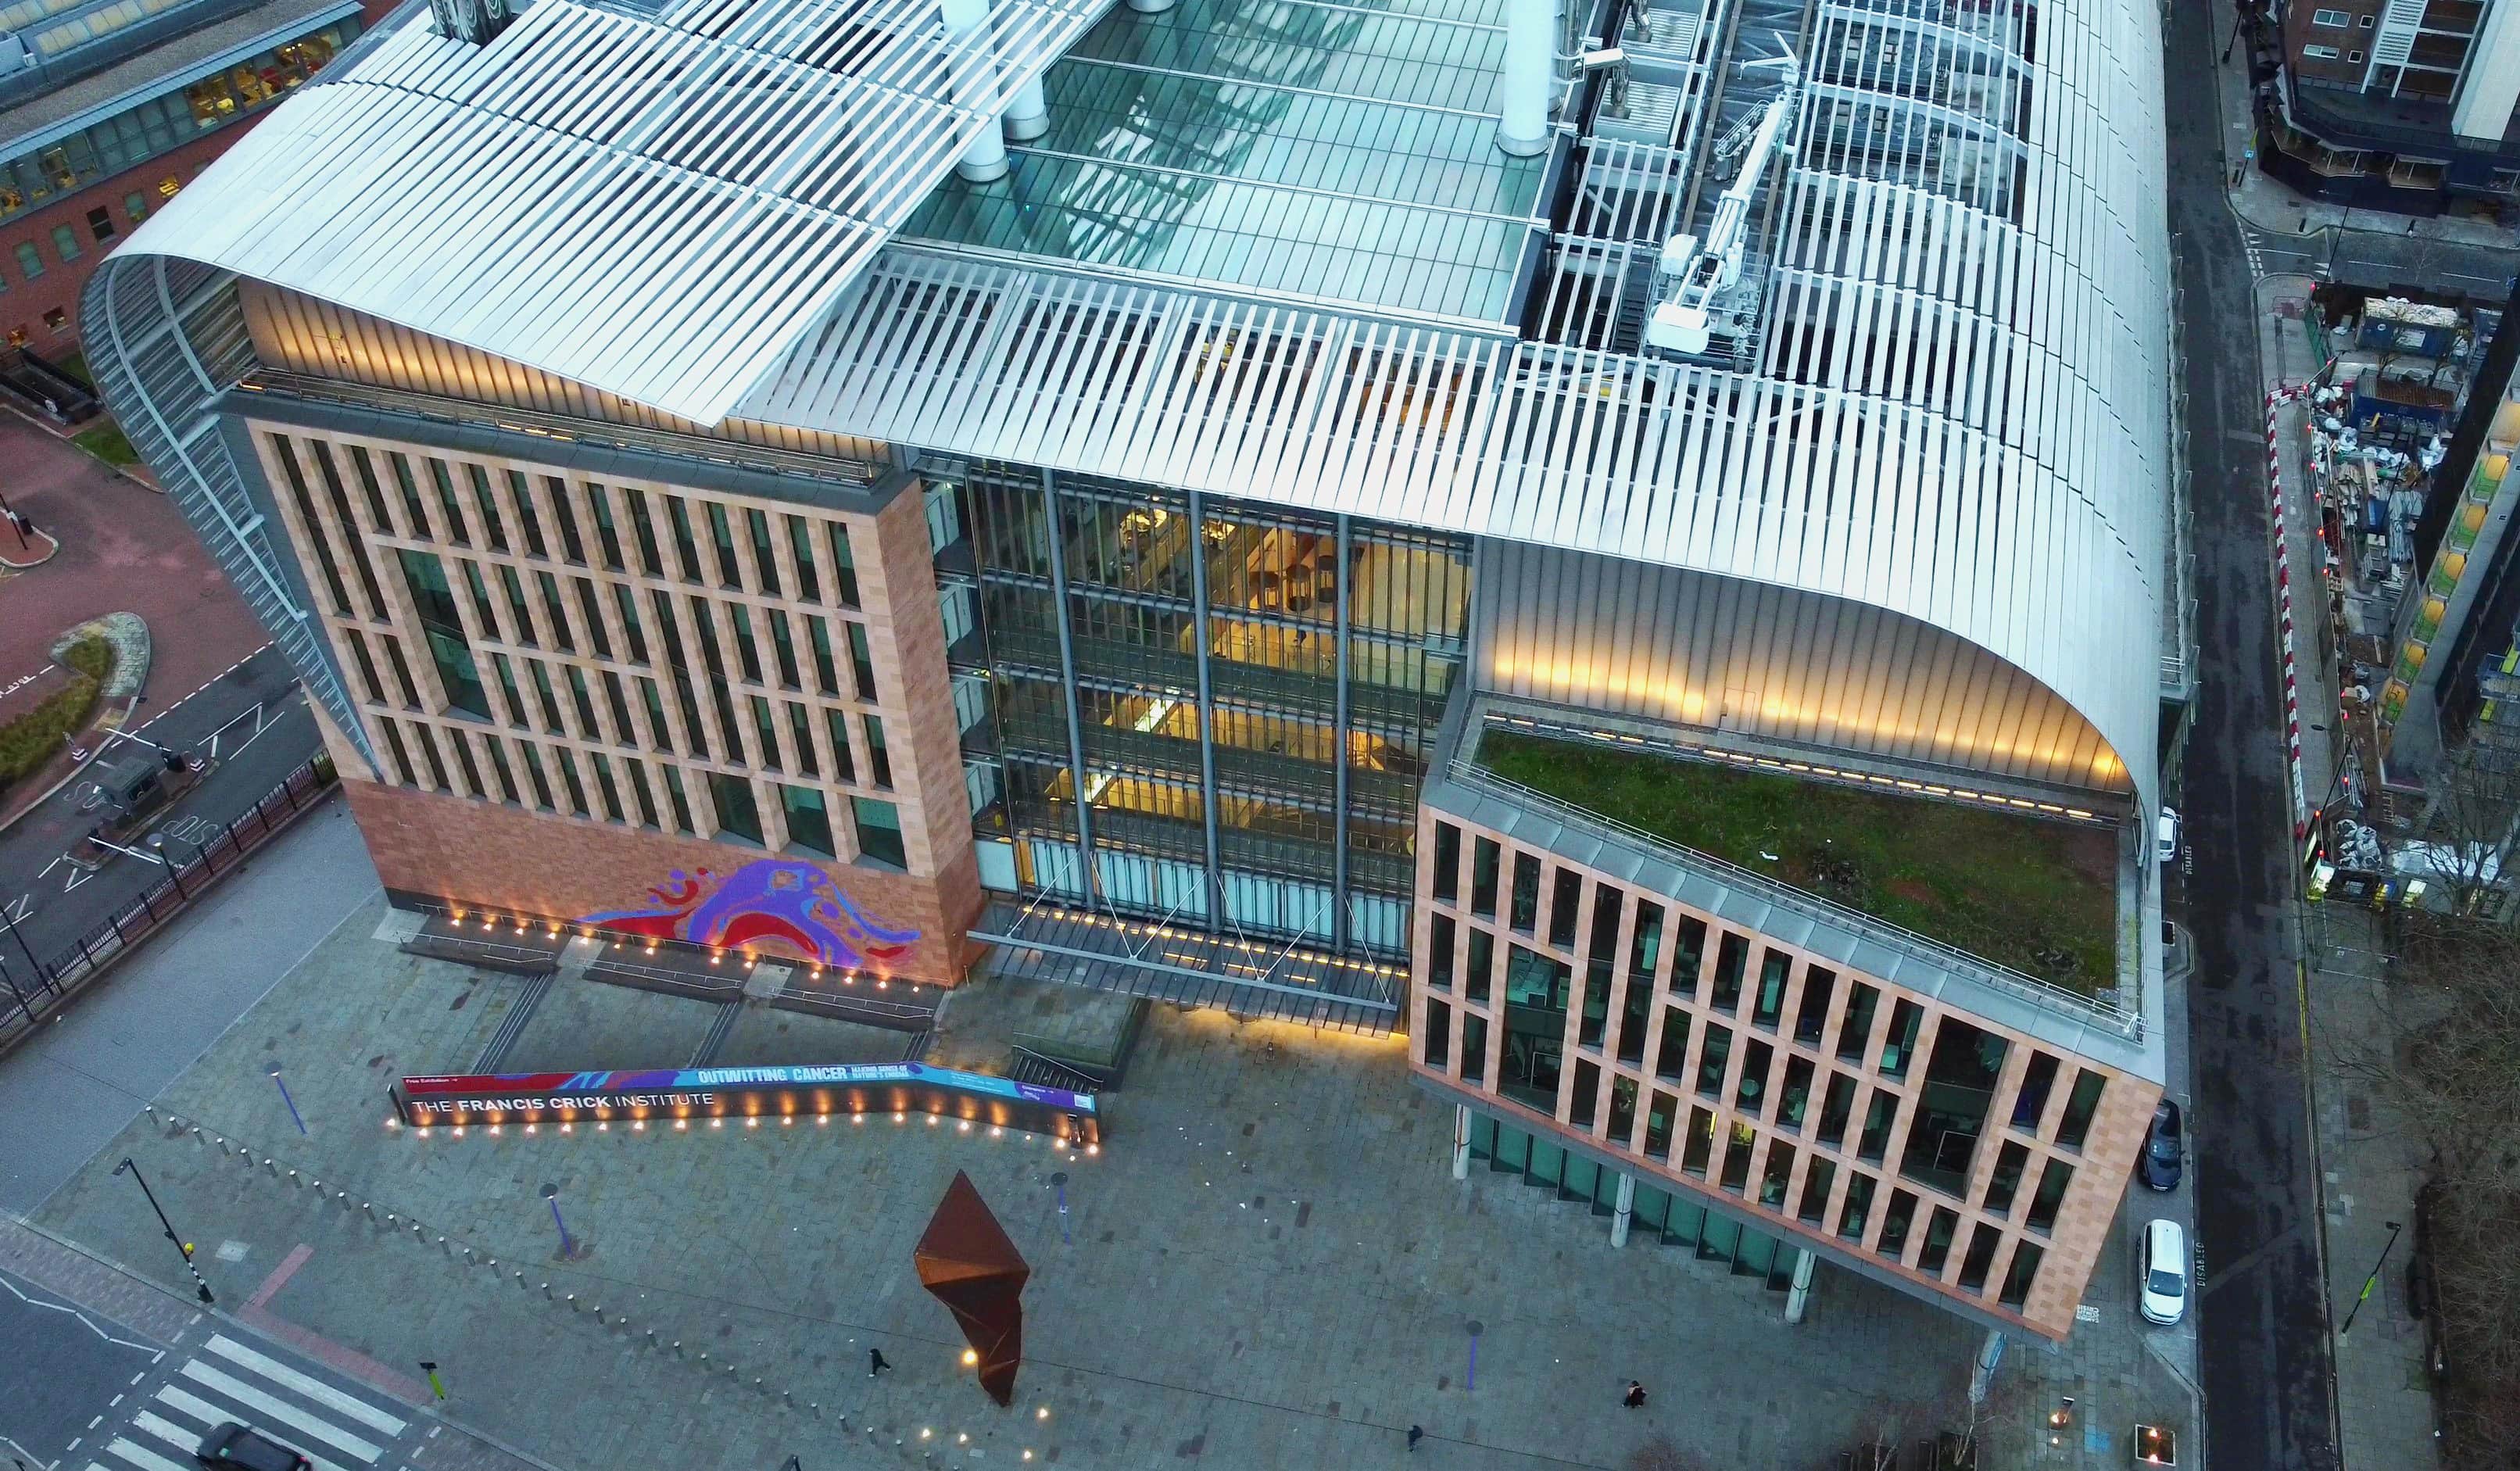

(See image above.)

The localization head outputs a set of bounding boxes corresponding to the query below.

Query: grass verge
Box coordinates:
[0,635,114,786]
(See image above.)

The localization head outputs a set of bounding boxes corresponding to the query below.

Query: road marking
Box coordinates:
[63,866,91,893]
[149,1386,357,1471]
[0,1270,163,1351]
[5,892,30,921]
[99,1437,187,1471]
[133,642,274,736]
[206,1333,409,1437]
[177,1362,379,1465]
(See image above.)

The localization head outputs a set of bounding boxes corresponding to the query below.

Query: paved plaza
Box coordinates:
[31,897,2189,1469]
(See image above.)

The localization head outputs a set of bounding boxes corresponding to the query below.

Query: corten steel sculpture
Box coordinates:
[915,1170,1032,1405]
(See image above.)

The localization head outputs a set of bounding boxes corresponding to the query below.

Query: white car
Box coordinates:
[2157,807,2181,866]
[2139,1218,2188,1326]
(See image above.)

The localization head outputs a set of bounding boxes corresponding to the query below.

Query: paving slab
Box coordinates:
[718,1002,919,1067]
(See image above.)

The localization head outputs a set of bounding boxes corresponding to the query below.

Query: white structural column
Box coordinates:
[1609,1172,1636,1246]
[942,0,1010,182]
[1004,77,1050,141]
[2452,0,2520,143]
[1784,1248,1816,1322]
[1495,0,1554,156]
[1452,1105,1472,1179]
[1127,0,1173,16]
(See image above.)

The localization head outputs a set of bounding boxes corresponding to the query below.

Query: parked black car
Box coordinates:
[2140,1099,2183,1191]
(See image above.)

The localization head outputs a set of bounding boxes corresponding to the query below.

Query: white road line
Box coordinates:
[134,643,274,736]
[100,1437,186,1471]
[149,1385,357,1471]
[206,1333,409,1436]
[177,1362,381,1464]
[124,1409,203,1455]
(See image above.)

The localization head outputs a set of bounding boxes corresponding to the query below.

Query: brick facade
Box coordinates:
[1412,806,2157,1341]
[339,773,979,985]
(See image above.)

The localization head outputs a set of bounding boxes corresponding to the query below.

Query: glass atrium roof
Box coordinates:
[900,0,1548,324]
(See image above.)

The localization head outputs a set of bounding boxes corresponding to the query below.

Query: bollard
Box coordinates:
[699,1352,709,1364]
[542,1283,553,1299]
[565,1294,577,1311]
[672,1342,683,1356]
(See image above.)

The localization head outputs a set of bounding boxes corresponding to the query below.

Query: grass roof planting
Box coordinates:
[1476,731,2119,993]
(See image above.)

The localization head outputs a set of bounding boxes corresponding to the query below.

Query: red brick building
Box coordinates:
[0,0,387,353]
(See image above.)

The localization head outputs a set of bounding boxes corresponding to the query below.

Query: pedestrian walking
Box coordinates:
[1407,1425,1424,1453]
[1623,1380,1647,1409]
[869,1347,892,1376]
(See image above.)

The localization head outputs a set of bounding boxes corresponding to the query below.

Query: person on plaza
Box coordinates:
[1623,1381,1648,1409]
[1407,1425,1424,1453]
[869,1347,892,1376]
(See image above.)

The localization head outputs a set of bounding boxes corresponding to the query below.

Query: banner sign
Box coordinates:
[392,1062,1100,1142]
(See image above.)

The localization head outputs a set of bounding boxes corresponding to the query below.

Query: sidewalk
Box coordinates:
[2259,266,2444,1470]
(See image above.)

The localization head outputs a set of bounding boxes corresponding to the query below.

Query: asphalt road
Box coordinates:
[2165,5,2343,1469]
[0,1262,164,1467]
[0,644,315,979]
[2243,218,2517,301]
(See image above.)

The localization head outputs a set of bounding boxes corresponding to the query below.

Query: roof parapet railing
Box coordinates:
[1445,758,2143,1043]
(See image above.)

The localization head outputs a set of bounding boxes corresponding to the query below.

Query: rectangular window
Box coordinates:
[1718,1124,1753,1194]
[1680,1105,1714,1176]
[807,616,840,696]
[1737,1039,1773,1116]
[746,509,782,595]
[707,503,743,585]
[1877,1189,1918,1259]
[1643,1090,1678,1160]
[507,471,546,557]
[662,766,696,832]
[426,460,468,543]
[575,582,613,660]
[2311,7,2347,23]
[640,679,672,752]
[1955,1224,1996,1289]
[1758,1140,1794,1212]
[2013,1052,2060,1130]
[123,191,148,222]
[1423,997,1452,1069]
[1694,1022,1731,1099]
[394,550,490,718]
[768,610,802,688]
[1432,821,1461,902]
[846,621,879,700]
[1461,1013,1488,1085]
[411,725,452,792]
[787,516,822,601]
[48,224,79,261]
[1794,966,1835,1046]
[535,571,574,650]
[852,796,907,868]
[1427,913,1455,990]
[625,489,663,574]
[86,207,113,242]
[547,478,586,562]
[490,654,527,726]
[382,635,423,707]
[1509,852,1541,932]
[822,708,855,782]
[1547,867,1581,948]
[1751,950,1789,1029]
[1465,927,1493,1004]
[1606,1076,1637,1146]
[709,773,764,844]
[863,714,892,787]
[1917,1207,1960,1276]
[2056,1069,2107,1148]
[667,497,704,580]
[625,758,659,827]
[1878,1000,1924,1079]
[614,585,649,664]
[1985,1140,2030,1215]
[1569,1058,1598,1128]
[11,243,38,280]
[551,747,590,816]
[1469,837,1500,918]
[516,742,555,809]
[1778,1055,1814,1132]
[1999,1243,2043,1309]
[750,696,782,771]
[1709,932,1747,1011]
[1836,1172,1875,1242]
[588,753,624,822]
[1837,982,1879,1063]
[1798,1158,1836,1227]
[467,465,507,552]
[1817,1071,1856,1147]
[729,605,766,684]
[1858,1092,1897,1164]
[482,736,521,804]
[826,521,861,606]
[586,483,625,570]
[786,702,819,778]
[2302,43,2340,58]
[780,784,835,857]
[2025,1160,2073,1233]
[1654,1006,1690,1080]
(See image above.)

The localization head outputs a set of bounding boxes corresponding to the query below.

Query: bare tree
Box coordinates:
[2408,745,2520,919]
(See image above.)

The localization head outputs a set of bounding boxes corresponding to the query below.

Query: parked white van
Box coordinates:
[2139,1218,2188,1326]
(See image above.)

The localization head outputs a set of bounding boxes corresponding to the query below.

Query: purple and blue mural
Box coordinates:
[578,858,920,968]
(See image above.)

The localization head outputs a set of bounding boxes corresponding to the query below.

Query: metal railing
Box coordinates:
[1446,759,2144,1041]
[0,757,338,1049]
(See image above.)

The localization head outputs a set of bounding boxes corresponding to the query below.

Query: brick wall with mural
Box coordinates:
[342,775,986,986]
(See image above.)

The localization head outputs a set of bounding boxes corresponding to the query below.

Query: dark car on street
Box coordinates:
[2141,1098,2183,1191]
[195,1422,313,1471]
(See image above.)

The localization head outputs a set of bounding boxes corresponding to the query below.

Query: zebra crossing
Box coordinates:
[79,1332,410,1471]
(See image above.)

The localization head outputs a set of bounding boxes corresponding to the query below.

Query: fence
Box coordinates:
[0,756,338,1047]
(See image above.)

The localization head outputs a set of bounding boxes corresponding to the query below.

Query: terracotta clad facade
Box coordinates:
[1409,807,2157,1341]
[245,416,984,986]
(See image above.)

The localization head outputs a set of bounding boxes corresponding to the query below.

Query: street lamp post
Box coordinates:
[540,1183,576,1258]
[268,1063,306,1135]
[113,1158,214,1305]
[0,902,42,979]
[2337,1220,2404,1341]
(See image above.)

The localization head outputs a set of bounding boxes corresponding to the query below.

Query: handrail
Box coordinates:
[1447,759,2142,1040]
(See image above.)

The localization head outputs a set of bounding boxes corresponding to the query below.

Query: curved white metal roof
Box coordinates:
[98,0,2174,811]
[114,0,1117,424]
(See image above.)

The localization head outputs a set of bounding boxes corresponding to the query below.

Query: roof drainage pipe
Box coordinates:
[942,0,1011,182]
[1496,0,1554,156]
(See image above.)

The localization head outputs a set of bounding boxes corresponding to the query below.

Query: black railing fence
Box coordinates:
[0,756,338,1046]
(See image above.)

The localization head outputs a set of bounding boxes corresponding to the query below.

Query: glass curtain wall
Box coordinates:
[932,461,1468,961]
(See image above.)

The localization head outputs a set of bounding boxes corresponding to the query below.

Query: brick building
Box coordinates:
[0,0,383,352]
[2259,0,2520,213]
[93,0,2179,1345]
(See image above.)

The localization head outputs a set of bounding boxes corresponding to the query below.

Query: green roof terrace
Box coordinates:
[1471,729,2123,997]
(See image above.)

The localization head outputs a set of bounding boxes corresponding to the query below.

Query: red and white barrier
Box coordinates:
[2265,383,2315,839]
